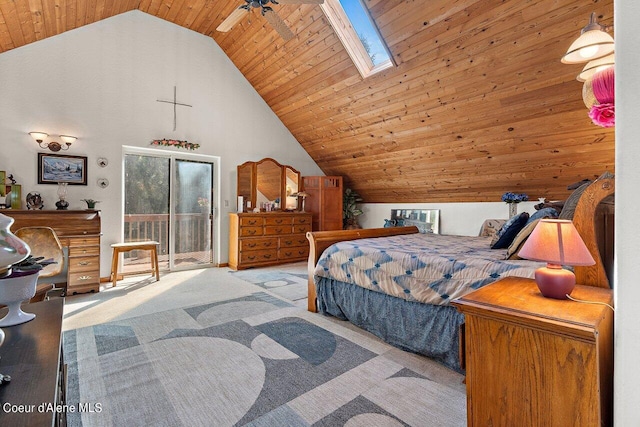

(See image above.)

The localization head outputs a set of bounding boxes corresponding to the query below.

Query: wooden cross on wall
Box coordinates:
[157,86,192,131]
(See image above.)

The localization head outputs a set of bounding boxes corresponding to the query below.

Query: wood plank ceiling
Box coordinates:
[0,0,615,203]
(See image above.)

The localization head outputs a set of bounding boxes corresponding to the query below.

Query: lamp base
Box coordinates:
[534,265,576,299]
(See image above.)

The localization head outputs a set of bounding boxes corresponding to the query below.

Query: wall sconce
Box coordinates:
[562,12,614,64]
[29,132,77,152]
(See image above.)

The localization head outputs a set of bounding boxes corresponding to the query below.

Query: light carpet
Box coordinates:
[63,265,466,427]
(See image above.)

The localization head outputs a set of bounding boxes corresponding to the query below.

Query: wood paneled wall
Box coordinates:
[0,0,615,202]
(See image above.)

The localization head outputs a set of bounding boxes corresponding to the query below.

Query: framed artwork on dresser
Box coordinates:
[37,153,88,185]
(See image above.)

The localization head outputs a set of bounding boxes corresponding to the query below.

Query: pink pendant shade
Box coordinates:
[518,219,595,266]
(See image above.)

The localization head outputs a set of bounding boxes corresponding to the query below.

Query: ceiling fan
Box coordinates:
[216,0,324,41]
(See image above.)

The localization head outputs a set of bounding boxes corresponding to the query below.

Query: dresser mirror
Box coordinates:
[237,158,300,212]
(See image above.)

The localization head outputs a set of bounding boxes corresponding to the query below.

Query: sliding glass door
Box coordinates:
[123,148,218,274]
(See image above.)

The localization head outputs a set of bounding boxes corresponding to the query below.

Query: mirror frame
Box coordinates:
[237,158,301,212]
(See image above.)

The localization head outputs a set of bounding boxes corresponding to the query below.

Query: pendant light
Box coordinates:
[562,12,614,64]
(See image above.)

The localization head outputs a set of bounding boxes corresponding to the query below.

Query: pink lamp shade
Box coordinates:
[518,219,595,299]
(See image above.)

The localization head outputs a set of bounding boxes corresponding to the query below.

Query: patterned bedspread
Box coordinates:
[314,233,545,306]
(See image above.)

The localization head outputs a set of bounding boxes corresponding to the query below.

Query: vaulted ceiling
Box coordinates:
[0,0,615,202]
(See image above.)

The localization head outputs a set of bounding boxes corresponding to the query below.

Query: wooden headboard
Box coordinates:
[573,173,615,289]
[306,174,615,312]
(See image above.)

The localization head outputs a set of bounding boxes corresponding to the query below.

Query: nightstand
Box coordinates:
[452,277,613,427]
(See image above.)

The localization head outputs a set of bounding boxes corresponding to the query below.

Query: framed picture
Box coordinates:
[38,153,88,185]
[390,209,440,234]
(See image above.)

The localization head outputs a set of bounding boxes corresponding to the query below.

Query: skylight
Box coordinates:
[321,0,394,78]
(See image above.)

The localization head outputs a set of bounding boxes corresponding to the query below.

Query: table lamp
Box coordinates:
[518,219,595,299]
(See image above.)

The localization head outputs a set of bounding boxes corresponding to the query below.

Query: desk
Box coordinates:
[0,299,66,426]
[4,210,102,295]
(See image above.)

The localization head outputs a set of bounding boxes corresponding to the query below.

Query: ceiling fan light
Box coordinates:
[562,12,613,64]
[577,53,615,82]
[562,30,614,64]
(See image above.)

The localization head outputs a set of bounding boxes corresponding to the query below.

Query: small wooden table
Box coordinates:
[452,277,613,427]
[110,241,160,286]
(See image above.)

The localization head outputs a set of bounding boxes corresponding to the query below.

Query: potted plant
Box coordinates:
[81,199,100,209]
[343,188,363,229]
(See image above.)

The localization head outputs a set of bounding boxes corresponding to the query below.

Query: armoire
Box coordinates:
[302,176,343,231]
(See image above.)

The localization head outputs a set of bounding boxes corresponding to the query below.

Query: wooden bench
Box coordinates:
[110,241,160,286]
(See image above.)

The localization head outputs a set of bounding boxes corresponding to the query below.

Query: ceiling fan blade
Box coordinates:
[263,9,295,41]
[216,6,250,32]
[276,0,324,4]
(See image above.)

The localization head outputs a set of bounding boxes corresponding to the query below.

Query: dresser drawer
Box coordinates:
[240,237,277,251]
[293,216,312,225]
[67,236,100,246]
[239,226,263,237]
[293,224,312,234]
[265,216,292,226]
[240,216,264,227]
[240,249,278,264]
[68,256,100,272]
[265,225,293,235]
[278,247,309,260]
[68,270,100,287]
[68,245,100,257]
[279,234,308,248]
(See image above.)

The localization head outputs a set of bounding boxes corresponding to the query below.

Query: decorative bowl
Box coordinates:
[0,269,39,326]
[0,213,30,278]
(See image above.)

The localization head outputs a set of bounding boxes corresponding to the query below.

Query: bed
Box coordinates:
[306,174,614,372]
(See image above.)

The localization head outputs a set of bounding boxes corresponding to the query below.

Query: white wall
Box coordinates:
[0,11,323,275]
[361,202,539,236]
[614,1,639,424]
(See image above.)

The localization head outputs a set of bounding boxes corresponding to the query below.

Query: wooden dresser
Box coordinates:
[302,176,343,231]
[229,212,312,270]
[4,210,102,295]
[452,277,613,427]
[0,299,66,426]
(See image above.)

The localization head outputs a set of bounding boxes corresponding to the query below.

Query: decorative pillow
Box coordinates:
[479,219,507,238]
[558,181,591,220]
[505,219,541,260]
[491,212,530,249]
[527,207,559,225]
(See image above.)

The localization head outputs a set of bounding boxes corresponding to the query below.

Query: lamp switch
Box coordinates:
[224,200,229,208]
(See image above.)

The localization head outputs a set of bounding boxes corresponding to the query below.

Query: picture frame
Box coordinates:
[38,153,88,185]
[390,209,440,234]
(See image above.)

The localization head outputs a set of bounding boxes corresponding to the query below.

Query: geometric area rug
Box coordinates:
[63,291,466,426]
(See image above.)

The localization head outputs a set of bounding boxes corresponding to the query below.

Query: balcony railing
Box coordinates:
[123,213,212,271]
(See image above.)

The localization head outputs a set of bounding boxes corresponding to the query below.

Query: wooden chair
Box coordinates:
[14,227,65,301]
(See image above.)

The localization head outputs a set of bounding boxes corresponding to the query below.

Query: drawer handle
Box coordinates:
[78,261,91,266]
[264,242,272,247]
[78,275,93,281]
[284,240,292,245]
[248,220,258,225]
[247,230,256,235]
[264,254,272,259]
[275,228,283,233]
[247,256,256,260]
[247,243,257,248]
[284,252,292,256]
[275,219,283,224]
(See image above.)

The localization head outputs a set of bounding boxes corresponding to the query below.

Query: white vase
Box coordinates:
[0,269,39,326]
[0,213,31,278]
[508,203,518,218]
